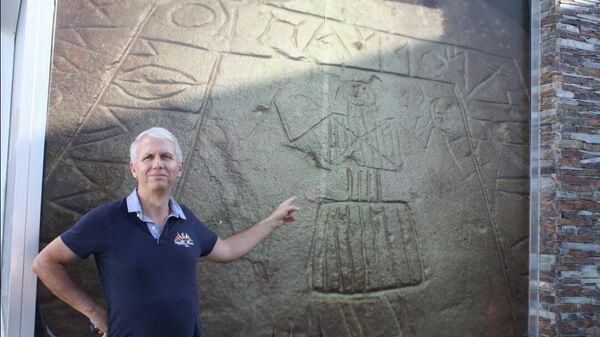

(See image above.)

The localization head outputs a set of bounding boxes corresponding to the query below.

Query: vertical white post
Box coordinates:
[2,0,55,336]
[529,0,541,336]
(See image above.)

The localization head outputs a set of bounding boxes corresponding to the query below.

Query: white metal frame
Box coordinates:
[529,0,541,336]
[1,0,55,336]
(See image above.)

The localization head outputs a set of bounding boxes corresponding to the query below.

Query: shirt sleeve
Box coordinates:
[181,206,218,257]
[60,206,107,259]
[197,220,218,257]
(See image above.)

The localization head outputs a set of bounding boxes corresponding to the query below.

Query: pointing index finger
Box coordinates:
[283,196,297,206]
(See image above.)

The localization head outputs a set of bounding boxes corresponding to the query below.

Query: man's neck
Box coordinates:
[136,187,171,224]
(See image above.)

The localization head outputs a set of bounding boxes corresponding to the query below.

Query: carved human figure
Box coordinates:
[276,75,424,296]
[275,75,425,335]
[276,76,422,293]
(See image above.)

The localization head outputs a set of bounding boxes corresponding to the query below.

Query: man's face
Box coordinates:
[129,136,183,193]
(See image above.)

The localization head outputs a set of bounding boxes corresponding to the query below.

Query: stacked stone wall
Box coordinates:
[538,1,600,336]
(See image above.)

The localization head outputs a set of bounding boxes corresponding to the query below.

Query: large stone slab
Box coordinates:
[39,1,529,336]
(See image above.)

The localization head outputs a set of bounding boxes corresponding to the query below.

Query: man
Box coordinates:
[32,127,299,337]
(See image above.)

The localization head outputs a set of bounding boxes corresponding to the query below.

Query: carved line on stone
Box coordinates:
[45,4,158,184]
[454,85,516,325]
[511,236,529,250]
[498,189,529,197]
[53,55,81,74]
[284,144,331,172]
[55,25,126,30]
[140,38,449,85]
[302,20,352,57]
[338,304,357,337]
[322,209,331,290]
[142,36,274,60]
[329,118,400,170]
[226,50,272,59]
[265,3,520,60]
[51,160,98,193]
[407,206,426,283]
[310,279,427,300]
[467,63,505,99]
[504,127,529,145]
[54,38,88,55]
[70,108,129,148]
[71,106,129,142]
[217,0,232,39]
[463,51,470,92]
[102,103,198,114]
[342,205,356,290]
[119,63,199,83]
[71,129,124,150]
[57,28,89,48]
[174,54,223,199]
[358,204,368,291]
[345,304,366,337]
[384,296,403,335]
[471,116,529,123]
[397,207,414,282]
[50,191,94,204]
[226,5,238,52]
[311,202,424,294]
[443,136,463,172]
[169,3,217,28]
[318,62,452,85]
[105,107,129,132]
[257,11,305,49]
[512,58,530,101]
[497,176,529,180]
[132,39,158,57]
[334,212,345,292]
[139,36,210,51]
[307,204,319,291]
[274,98,335,143]
[112,76,192,102]
[67,158,100,188]
[377,30,383,72]
[54,35,105,56]
[382,205,403,282]
[310,197,411,205]
[47,200,84,218]
[69,157,129,165]
[264,4,325,23]
[506,144,529,161]
[88,0,112,22]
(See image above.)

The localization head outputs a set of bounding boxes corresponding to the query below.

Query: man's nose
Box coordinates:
[151,157,164,168]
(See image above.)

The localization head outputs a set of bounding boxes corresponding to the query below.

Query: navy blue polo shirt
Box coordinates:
[61,198,218,337]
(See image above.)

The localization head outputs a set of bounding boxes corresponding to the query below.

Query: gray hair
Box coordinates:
[130,127,184,163]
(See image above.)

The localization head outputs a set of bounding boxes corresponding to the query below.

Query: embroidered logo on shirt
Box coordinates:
[174,232,194,247]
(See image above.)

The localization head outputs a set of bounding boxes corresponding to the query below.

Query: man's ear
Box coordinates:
[177,161,184,177]
[129,162,137,178]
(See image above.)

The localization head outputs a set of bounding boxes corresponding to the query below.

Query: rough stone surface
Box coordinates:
[38,1,529,336]
[538,1,600,337]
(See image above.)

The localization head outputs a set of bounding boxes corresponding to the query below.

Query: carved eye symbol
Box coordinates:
[115,65,197,100]
[171,3,216,28]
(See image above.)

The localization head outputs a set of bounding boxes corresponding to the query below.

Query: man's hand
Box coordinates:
[264,196,300,228]
[89,305,109,336]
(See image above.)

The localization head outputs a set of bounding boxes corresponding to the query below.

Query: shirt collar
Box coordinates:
[126,189,187,220]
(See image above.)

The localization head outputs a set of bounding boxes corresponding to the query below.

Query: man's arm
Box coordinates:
[206,197,299,263]
[32,237,109,336]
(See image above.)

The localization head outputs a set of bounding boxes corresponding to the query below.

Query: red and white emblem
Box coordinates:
[174,232,194,247]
